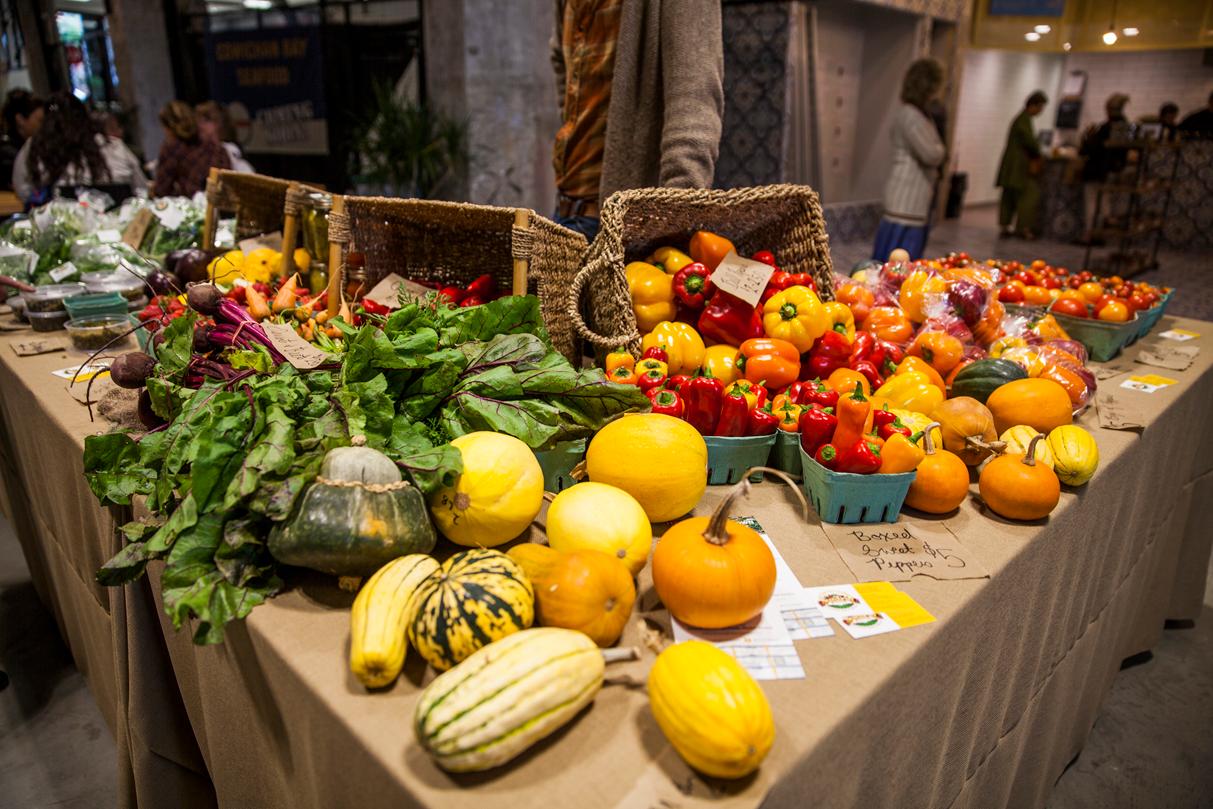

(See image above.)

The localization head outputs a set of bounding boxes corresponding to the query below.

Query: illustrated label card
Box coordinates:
[735,515,834,640]
[52,360,112,382]
[1119,373,1177,394]
[671,609,804,680]
[1158,328,1199,342]
[803,584,898,639]
[819,520,988,583]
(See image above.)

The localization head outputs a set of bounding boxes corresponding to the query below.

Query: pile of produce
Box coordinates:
[992,259,1170,321]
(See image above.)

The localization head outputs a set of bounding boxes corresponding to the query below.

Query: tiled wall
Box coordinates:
[1062,49,1213,131]
[815,3,867,203]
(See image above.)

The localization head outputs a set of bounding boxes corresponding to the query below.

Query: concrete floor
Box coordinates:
[1,206,1211,808]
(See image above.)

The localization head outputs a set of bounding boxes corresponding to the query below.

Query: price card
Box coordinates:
[49,261,78,283]
[708,251,776,307]
[153,202,187,231]
[363,273,433,310]
[95,229,122,244]
[1158,328,1199,342]
[52,360,112,382]
[239,231,284,255]
[1120,373,1177,394]
[262,322,333,369]
[122,208,155,249]
[11,338,65,356]
[1135,343,1198,372]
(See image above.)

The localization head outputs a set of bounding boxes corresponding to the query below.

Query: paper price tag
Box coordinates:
[239,231,284,255]
[49,261,78,283]
[153,203,187,231]
[708,251,776,307]
[11,338,65,356]
[122,208,155,249]
[1135,343,1198,372]
[819,520,988,583]
[362,273,433,311]
[1158,328,1199,342]
[52,360,112,382]
[95,229,122,244]
[1120,373,1177,394]
[262,322,332,369]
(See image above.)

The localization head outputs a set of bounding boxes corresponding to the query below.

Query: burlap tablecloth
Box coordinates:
[0,317,1210,809]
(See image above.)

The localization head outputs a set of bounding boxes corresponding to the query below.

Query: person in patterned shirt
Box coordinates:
[153,101,230,198]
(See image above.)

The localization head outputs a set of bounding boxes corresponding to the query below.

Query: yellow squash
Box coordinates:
[430,432,544,547]
[1000,424,1055,470]
[1047,425,1099,486]
[349,554,439,689]
[545,482,653,575]
[585,414,707,523]
[648,640,775,779]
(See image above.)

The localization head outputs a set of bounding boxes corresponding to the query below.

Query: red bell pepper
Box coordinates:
[779,380,807,406]
[642,346,669,363]
[438,286,466,305]
[747,402,779,436]
[361,298,391,316]
[650,389,684,419]
[871,405,897,432]
[716,390,751,437]
[466,274,496,298]
[698,291,764,347]
[850,331,877,363]
[877,418,912,441]
[799,405,837,456]
[814,443,840,470]
[682,373,724,435]
[874,339,905,376]
[637,368,668,394]
[667,374,691,392]
[801,379,839,410]
[806,330,852,380]
[672,262,714,309]
[460,295,485,307]
[848,358,883,391]
[784,272,816,292]
[835,438,882,474]
[761,270,790,303]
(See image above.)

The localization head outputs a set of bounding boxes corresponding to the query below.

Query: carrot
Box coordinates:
[245,285,271,321]
[272,274,300,313]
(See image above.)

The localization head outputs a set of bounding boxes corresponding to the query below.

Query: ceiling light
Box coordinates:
[1103,29,1118,45]
[243,0,272,8]
[1122,27,1139,36]
[1063,41,1072,51]
[1025,31,1041,41]
[1035,24,1051,33]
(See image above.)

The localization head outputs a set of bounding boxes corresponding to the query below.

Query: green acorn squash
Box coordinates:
[268,446,436,576]
[949,359,1028,404]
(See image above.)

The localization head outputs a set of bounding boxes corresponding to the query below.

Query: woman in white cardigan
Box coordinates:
[872,58,947,262]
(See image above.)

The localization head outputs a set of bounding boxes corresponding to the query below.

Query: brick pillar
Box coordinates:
[106,0,177,160]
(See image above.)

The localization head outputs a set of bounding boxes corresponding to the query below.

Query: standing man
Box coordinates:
[1178,91,1213,138]
[995,90,1047,240]
[550,0,724,241]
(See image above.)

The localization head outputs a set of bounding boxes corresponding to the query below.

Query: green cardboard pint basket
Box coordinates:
[1046,303,1141,362]
[704,434,776,485]
[533,439,586,493]
[1132,289,1174,338]
[771,431,802,475]
[798,444,915,524]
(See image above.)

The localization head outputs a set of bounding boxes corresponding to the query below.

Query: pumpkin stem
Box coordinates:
[705,467,810,545]
[1023,434,1046,467]
[600,647,640,664]
[920,422,941,455]
[542,491,556,503]
[966,436,1007,454]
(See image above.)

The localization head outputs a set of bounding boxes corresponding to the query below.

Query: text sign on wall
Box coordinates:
[205,26,328,155]
[988,0,1064,16]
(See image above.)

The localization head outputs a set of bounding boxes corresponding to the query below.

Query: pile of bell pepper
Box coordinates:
[794,382,926,476]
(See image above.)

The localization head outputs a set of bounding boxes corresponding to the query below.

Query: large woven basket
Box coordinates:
[202,169,322,246]
[325,196,587,362]
[569,184,834,355]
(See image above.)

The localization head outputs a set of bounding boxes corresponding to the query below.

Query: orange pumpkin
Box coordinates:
[903,422,971,514]
[986,378,1074,435]
[930,396,1001,466]
[979,434,1061,520]
[510,545,636,647]
[652,485,776,629]
[863,306,914,344]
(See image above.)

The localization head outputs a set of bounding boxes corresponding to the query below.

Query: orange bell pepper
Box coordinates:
[898,270,947,324]
[826,367,871,397]
[609,366,638,385]
[907,331,965,375]
[835,282,875,326]
[897,355,947,393]
[737,337,800,390]
[776,402,803,432]
[879,432,926,473]
[862,306,914,344]
[688,231,736,271]
[605,347,635,374]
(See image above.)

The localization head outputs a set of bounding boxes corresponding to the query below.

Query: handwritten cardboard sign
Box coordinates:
[819,520,988,583]
[262,322,332,369]
[1093,362,1132,381]
[122,208,155,249]
[708,251,776,307]
[362,272,433,311]
[239,231,284,255]
[11,337,65,356]
[1096,391,1145,431]
[1135,342,1198,372]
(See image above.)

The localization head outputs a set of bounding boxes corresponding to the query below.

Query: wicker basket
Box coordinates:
[568,184,835,356]
[202,169,322,247]
[324,196,587,363]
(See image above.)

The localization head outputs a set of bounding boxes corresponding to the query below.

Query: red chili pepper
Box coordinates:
[799,405,838,456]
[650,389,684,419]
[871,405,898,431]
[637,368,668,394]
[460,295,485,307]
[361,298,391,316]
[814,442,840,470]
[875,339,904,376]
[761,270,791,303]
[802,379,839,410]
[806,330,852,379]
[850,331,877,363]
[698,291,764,347]
[466,274,496,298]
[438,286,466,304]
[877,419,913,441]
[716,390,751,436]
[667,374,691,392]
[835,438,882,474]
[672,262,714,309]
[848,358,883,390]
[751,250,778,268]
[747,402,779,436]
[642,346,669,363]
[682,372,724,435]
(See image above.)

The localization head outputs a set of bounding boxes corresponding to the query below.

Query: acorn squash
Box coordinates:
[986,378,1073,435]
[948,359,1028,403]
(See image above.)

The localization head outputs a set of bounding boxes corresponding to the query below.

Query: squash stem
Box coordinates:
[601,647,640,664]
[1023,434,1046,467]
[921,422,941,455]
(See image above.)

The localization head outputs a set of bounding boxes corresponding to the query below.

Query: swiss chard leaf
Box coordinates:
[83,432,155,505]
[437,295,547,346]
[154,312,199,376]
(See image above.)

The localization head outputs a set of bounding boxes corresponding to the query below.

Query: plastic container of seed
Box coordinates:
[27,310,71,332]
[65,315,133,352]
[82,272,146,301]
[22,283,87,313]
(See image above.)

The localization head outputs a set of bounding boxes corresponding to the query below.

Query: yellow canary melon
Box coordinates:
[585,414,707,523]
[207,250,244,283]
[244,247,281,284]
[430,432,544,547]
[545,482,652,575]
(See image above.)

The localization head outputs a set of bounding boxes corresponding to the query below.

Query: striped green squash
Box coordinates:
[406,549,534,672]
[414,628,603,772]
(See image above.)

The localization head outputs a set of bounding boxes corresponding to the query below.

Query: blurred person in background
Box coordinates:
[153,100,230,197]
[995,90,1048,240]
[12,92,146,205]
[196,101,254,174]
[1079,93,1131,243]
[550,0,724,241]
[1157,102,1179,141]
[1178,91,1213,138]
[1,90,44,192]
[871,58,946,261]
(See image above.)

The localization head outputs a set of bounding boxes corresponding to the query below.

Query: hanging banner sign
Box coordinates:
[205,26,328,155]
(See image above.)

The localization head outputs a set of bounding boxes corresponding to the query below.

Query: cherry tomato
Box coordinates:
[1023,285,1053,306]
[1067,276,1083,289]
[1097,300,1131,322]
[1042,276,1061,289]
[1052,297,1089,318]
[1078,282,1105,303]
[1126,292,1151,312]
[999,282,1026,303]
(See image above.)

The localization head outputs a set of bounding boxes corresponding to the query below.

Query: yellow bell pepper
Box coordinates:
[822,301,856,342]
[899,270,948,324]
[626,262,677,334]
[647,247,695,275]
[702,344,740,385]
[874,371,944,415]
[996,346,1045,378]
[988,335,1029,358]
[605,347,635,374]
[879,433,925,473]
[761,285,827,353]
[641,321,705,376]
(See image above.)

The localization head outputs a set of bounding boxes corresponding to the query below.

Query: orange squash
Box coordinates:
[930,396,1002,466]
[903,422,971,514]
[507,543,564,584]
[652,482,776,629]
[978,434,1061,520]
[529,549,636,647]
[986,378,1073,435]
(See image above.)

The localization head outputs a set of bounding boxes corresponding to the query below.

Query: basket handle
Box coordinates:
[567,258,641,349]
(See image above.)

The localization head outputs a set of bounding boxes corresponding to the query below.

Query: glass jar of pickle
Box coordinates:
[344,251,368,301]
[301,192,332,292]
